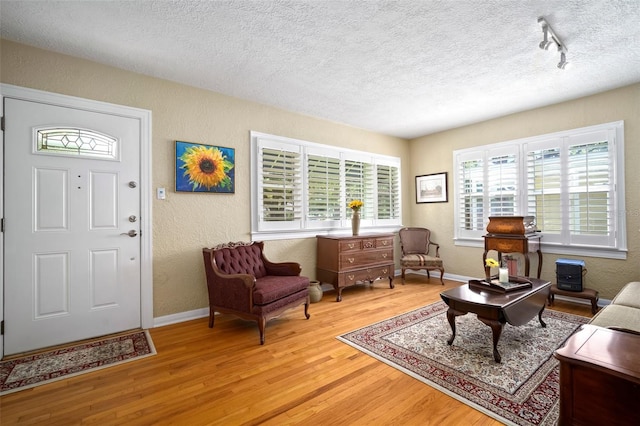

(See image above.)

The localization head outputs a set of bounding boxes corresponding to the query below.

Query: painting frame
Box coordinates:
[175,140,235,193]
[415,172,448,203]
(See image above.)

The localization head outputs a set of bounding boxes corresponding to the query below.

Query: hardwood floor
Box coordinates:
[0,276,595,425]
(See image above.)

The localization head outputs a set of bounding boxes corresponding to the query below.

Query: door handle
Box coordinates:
[120,230,138,237]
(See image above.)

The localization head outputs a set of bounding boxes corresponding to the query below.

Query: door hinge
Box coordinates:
[1,320,4,335]
[1,116,4,131]
[1,218,3,233]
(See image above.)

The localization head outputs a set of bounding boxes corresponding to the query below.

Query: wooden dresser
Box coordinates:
[554,324,640,425]
[316,233,395,302]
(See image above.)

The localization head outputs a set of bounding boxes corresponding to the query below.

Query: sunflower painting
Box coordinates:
[175,141,235,193]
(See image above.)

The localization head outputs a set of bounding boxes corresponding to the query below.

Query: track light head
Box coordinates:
[557,52,569,69]
[539,25,552,50]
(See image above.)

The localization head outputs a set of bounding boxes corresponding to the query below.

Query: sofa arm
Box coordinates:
[263,259,302,276]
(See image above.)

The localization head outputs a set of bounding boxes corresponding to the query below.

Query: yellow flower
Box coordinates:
[180,145,233,191]
[485,258,500,268]
[348,200,363,211]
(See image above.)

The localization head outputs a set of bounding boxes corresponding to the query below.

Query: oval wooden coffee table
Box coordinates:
[440,277,551,363]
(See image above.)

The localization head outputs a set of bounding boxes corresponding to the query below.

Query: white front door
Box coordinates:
[3,97,142,355]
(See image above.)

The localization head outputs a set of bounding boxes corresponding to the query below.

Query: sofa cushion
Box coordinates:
[589,304,640,334]
[253,275,310,305]
[611,281,640,309]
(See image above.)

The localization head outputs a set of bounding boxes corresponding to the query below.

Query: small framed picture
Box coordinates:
[416,172,448,203]
[175,141,235,193]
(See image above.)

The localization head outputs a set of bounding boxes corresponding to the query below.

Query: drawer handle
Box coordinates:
[382,240,388,245]
[364,242,374,248]
[348,243,355,249]
[382,253,388,258]
[382,268,388,274]
[348,275,355,281]
[348,258,355,263]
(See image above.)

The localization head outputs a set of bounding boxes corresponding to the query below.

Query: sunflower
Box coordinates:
[485,258,500,268]
[348,200,363,211]
[180,145,233,191]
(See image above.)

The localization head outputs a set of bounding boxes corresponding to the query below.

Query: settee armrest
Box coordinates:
[263,257,302,276]
[429,241,441,257]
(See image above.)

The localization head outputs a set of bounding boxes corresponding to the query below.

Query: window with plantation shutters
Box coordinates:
[454,121,626,258]
[251,132,402,239]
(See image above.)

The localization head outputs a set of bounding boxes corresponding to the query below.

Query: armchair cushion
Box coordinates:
[254,275,310,305]
[401,254,443,268]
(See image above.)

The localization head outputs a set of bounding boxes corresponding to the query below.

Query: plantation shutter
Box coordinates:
[456,152,485,238]
[487,148,519,217]
[376,163,400,220]
[344,158,374,220]
[526,139,563,242]
[566,131,614,246]
[307,153,341,224]
[257,139,302,230]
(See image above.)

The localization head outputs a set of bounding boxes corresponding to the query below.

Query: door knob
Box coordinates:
[129,215,137,222]
[121,230,138,237]
[129,181,137,188]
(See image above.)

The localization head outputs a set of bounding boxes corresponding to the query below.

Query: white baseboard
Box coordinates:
[154,307,209,328]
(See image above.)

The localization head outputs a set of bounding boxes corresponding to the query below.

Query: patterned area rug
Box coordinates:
[1,330,156,395]
[338,301,589,426]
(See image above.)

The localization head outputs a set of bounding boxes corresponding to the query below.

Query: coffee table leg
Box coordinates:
[538,305,547,328]
[446,308,457,345]
[479,317,503,363]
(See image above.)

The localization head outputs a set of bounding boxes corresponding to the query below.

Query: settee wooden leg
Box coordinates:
[440,268,445,285]
[258,318,266,345]
[209,307,215,328]
[304,301,310,319]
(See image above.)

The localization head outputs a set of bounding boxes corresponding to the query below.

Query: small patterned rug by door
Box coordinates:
[1,330,156,395]
[337,301,589,426]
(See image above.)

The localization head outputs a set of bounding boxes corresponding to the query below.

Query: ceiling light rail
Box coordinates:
[538,16,569,69]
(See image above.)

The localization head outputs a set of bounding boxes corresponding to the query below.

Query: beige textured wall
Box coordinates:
[0,40,410,317]
[409,84,640,299]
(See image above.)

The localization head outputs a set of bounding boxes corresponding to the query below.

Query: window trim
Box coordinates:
[453,121,626,259]
[250,131,402,240]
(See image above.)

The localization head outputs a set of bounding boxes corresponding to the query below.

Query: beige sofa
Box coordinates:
[589,281,640,334]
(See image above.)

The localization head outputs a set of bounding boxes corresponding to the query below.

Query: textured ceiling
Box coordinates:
[2,0,640,139]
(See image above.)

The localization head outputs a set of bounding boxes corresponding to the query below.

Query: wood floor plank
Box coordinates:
[0,275,595,425]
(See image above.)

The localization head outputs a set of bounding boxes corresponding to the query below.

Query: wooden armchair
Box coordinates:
[202,241,310,344]
[399,227,445,285]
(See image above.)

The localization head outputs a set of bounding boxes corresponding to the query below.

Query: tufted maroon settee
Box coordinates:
[202,241,310,344]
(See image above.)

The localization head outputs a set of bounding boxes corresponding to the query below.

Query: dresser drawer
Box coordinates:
[338,237,376,252]
[338,264,394,286]
[339,249,393,270]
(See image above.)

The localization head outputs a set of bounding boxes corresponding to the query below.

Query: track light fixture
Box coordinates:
[538,16,569,70]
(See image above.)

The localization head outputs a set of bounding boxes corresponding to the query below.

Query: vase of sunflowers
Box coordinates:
[348,200,363,236]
